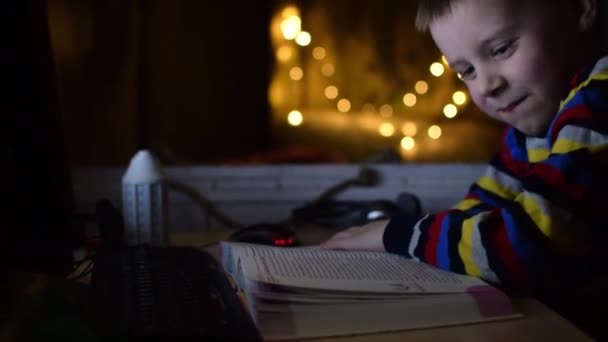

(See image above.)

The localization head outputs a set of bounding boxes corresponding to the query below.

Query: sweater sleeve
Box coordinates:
[383,70,608,290]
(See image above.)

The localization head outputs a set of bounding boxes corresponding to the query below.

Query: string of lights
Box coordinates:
[269,4,471,159]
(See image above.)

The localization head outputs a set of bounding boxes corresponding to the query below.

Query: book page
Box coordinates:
[256,291,521,341]
[220,242,486,293]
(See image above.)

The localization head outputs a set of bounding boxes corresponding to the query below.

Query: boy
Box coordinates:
[322,0,608,337]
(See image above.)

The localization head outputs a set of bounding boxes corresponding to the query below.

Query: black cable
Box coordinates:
[310,167,379,204]
[165,166,385,231]
[279,166,381,226]
[286,167,423,229]
[166,178,243,230]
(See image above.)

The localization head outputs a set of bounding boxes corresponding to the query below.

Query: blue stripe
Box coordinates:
[462,201,492,216]
[471,186,511,208]
[505,128,528,162]
[541,151,592,185]
[560,90,587,112]
[583,86,608,111]
[542,152,576,170]
[436,214,453,269]
[561,82,608,113]
[549,81,608,139]
[547,90,583,143]
[502,208,535,263]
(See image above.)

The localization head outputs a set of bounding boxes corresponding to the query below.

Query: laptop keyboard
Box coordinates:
[88,245,261,340]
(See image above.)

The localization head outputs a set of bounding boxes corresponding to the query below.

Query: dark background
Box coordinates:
[43,0,504,167]
[48,0,276,166]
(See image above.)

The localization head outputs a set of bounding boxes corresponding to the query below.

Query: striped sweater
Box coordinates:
[384,56,608,290]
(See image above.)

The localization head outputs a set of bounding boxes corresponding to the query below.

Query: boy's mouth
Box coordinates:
[499,95,528,114]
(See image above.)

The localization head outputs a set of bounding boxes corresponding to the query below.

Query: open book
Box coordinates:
[219,241,522,340]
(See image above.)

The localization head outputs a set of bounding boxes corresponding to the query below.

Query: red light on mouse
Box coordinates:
[273,236,296,247]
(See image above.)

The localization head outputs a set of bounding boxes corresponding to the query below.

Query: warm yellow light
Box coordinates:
[428,125,442,139]
[289,67,303,81]
[453,91,467,105]
[403,93,417,107]
[276,45,294,63]
[362,104,375,113]
[312,46,326,60]
[401,122,418,136]
[324,85,338,99]
[281,6,300,19]
[379,122,395,137]
[415,81,428,95]
[441,55,449,65]
[430,62,445,77]
[321,63,335,77]
[295,31,311,46]
[287,110,303,126]
[280,16,301,40]
[401,136,415,150]
[337,99,351,112]
[443,104,458,118]
[380,104,393,117]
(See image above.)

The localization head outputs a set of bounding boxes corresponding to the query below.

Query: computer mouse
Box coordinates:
[228,223,299,246]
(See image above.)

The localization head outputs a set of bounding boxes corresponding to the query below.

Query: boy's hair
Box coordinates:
[416,0,608,36]
[415,0,457,32]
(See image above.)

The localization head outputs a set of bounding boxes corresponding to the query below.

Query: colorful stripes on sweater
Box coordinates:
[384,56,608,289]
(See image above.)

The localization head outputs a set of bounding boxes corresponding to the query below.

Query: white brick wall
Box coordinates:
[72,164,486,231]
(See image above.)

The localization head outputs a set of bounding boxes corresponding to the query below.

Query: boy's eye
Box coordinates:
[491,40,515,57]
[458,66,475,80]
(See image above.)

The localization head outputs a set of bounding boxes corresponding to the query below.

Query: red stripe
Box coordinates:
[423,211,453,266]
[500,145,530,177]
[487,212,530,288]
[495,127,531,177]
[551,104,595,142]
[464,192,481,201]
[529,163,586,201]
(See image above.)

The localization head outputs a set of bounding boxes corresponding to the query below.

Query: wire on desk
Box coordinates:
[278,166,380,227]
[309,167,378,204]
[166,178,243,230]
[166,166,382,232]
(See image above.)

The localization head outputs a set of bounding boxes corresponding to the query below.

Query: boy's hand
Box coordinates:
[320,219,389,252]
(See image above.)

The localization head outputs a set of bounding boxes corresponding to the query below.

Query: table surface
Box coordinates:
[170,229,594,342]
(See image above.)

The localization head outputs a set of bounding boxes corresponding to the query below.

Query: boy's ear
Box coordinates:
[577,0,598,31]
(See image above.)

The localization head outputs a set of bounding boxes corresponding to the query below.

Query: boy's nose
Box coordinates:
[480,74,507,98]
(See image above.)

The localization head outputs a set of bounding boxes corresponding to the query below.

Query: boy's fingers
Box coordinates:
[321,235,358,250]
[320,229,356,247]
[331,231,354,239]
[320,236,345,249]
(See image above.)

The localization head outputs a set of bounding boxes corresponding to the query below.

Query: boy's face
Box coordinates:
[430,0,590,136]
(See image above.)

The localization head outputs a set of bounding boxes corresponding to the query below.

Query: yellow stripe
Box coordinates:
[527,148,550,162]
[458,216,481,277]
[560,70,608,110]
[455,198,481,211]
[477,176,517,199]
[552,138,588,154]
[516,194,553,238]
[516,193,580,251]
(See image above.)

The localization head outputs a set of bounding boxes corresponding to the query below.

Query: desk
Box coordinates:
[2,231,593,342]
[171,230,594,342]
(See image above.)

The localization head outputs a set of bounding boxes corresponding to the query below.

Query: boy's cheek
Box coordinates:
[469,93,503,122]
[509,47,547,84]
[469,92,487,113]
